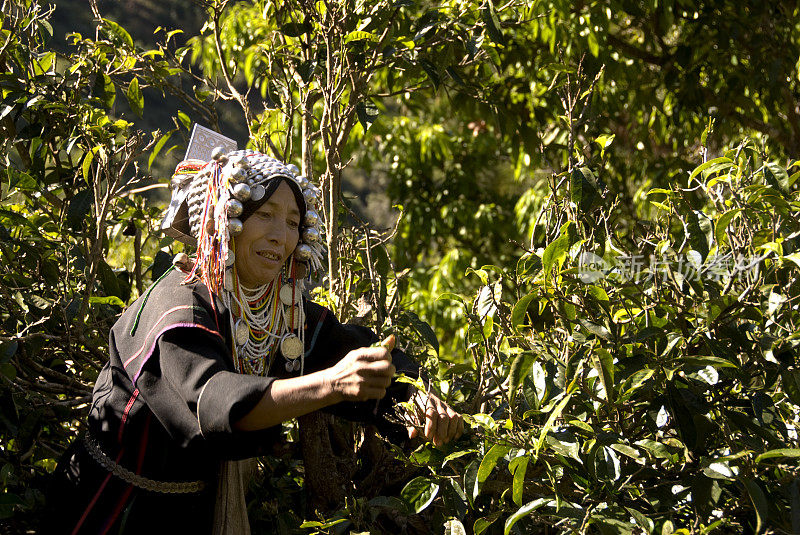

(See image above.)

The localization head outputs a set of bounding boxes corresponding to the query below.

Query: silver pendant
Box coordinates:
[225,250,235,267]
[293,359,301,371]
[279,284,295,306]
[280,334,303,360]
[224,269,234,291]
[285,361,294,372]
[235,320,249,346]
[251,184,265,202]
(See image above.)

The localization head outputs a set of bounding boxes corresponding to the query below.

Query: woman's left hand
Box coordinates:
[403,390,464,447]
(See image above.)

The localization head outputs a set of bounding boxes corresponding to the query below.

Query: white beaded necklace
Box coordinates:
[224,264,306,376]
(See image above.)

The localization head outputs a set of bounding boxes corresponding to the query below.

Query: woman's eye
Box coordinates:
[287,220,300,229]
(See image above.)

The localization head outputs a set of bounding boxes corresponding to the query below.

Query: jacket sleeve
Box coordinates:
[134,326,278,456]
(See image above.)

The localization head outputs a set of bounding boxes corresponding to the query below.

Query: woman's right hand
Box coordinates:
[325,335,396,402]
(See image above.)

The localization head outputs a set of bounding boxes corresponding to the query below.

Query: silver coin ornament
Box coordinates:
[286,164,300,175]
[226,199,243,217]
[228,218,243,235]
[235,320,249,346]
[225,250,235,267]
[230,167,247,182]
[295,175,309,189]
[281,334,303,360]
[279,284,295,306]
[232,182,251,201]
[294,243,313,261]
[251,184,265,202]
[302,188,318,205]
[303,210,320,227]
[294,262,309,279]
[224,269,234,291]
[302,227,321,244]
[230,154,250,169]
[211,146,226,160]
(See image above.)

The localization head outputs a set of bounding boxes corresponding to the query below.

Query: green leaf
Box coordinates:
[177,111,192,131]
[781,369,800,406]
[634,439,671,459]
[477,444,510,485]
[89,295,125,307]
[509,455,529,506]
[437,292,466,305]
[403,310,439,355]
[714,209,741,246]
[511,293,538,330]
[474,512,502,535]
[587,31,599,57]
[148,130,174,170]
[400,476,440,513]
[81,150,95,183]
[126,77,143,118]
[571,167,599,214]
[508,352,535,401]
[689,157,734,182]
[442,449,475,468]
[755,448,800,463]
[344,30,378,43]
[356,99,379,131]
[542,222,574,277]
[741,478,768,533]
[504,498,548,535]
[579,318,612,340]
[591,348,615,402]
[763,162,789,194]
[444,519,467,535]
[679,356,737,368]
[536,389,574,455]
[102,18,134,47]
[480,1,505,45]
[92,73,115,108]
[685,209,710,261]
[784,253,800,270]
[97,261,123,300]
[611,444,643,462]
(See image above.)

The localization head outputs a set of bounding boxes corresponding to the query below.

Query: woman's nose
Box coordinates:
[266,221,287,244]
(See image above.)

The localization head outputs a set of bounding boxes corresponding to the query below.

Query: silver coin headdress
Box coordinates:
[161,147,325,295]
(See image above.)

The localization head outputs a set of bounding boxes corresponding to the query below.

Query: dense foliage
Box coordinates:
[2,0,800,533]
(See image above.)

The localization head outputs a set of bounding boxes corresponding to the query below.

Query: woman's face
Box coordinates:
[233,180,301,287]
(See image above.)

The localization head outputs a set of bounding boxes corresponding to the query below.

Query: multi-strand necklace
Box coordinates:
[225,265,306,376]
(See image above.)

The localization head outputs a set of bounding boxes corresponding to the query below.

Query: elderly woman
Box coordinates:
[45,150,462,534]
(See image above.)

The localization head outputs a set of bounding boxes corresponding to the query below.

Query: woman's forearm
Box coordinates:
[232,343,395,431]
[233,370,342,431]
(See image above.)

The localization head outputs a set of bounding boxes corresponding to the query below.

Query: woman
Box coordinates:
[45,149,462,534]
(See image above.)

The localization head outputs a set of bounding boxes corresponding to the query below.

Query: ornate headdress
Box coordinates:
[161,147,325,376]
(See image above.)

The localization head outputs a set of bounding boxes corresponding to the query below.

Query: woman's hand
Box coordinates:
[325,335,396,402]
[403,390,464,447]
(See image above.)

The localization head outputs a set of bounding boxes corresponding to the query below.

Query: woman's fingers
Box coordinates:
[406,392,464,446]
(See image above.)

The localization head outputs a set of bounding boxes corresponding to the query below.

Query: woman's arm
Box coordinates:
[233,339,396,431]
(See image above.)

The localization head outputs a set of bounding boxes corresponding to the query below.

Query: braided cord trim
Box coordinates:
[83,434,206,494]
